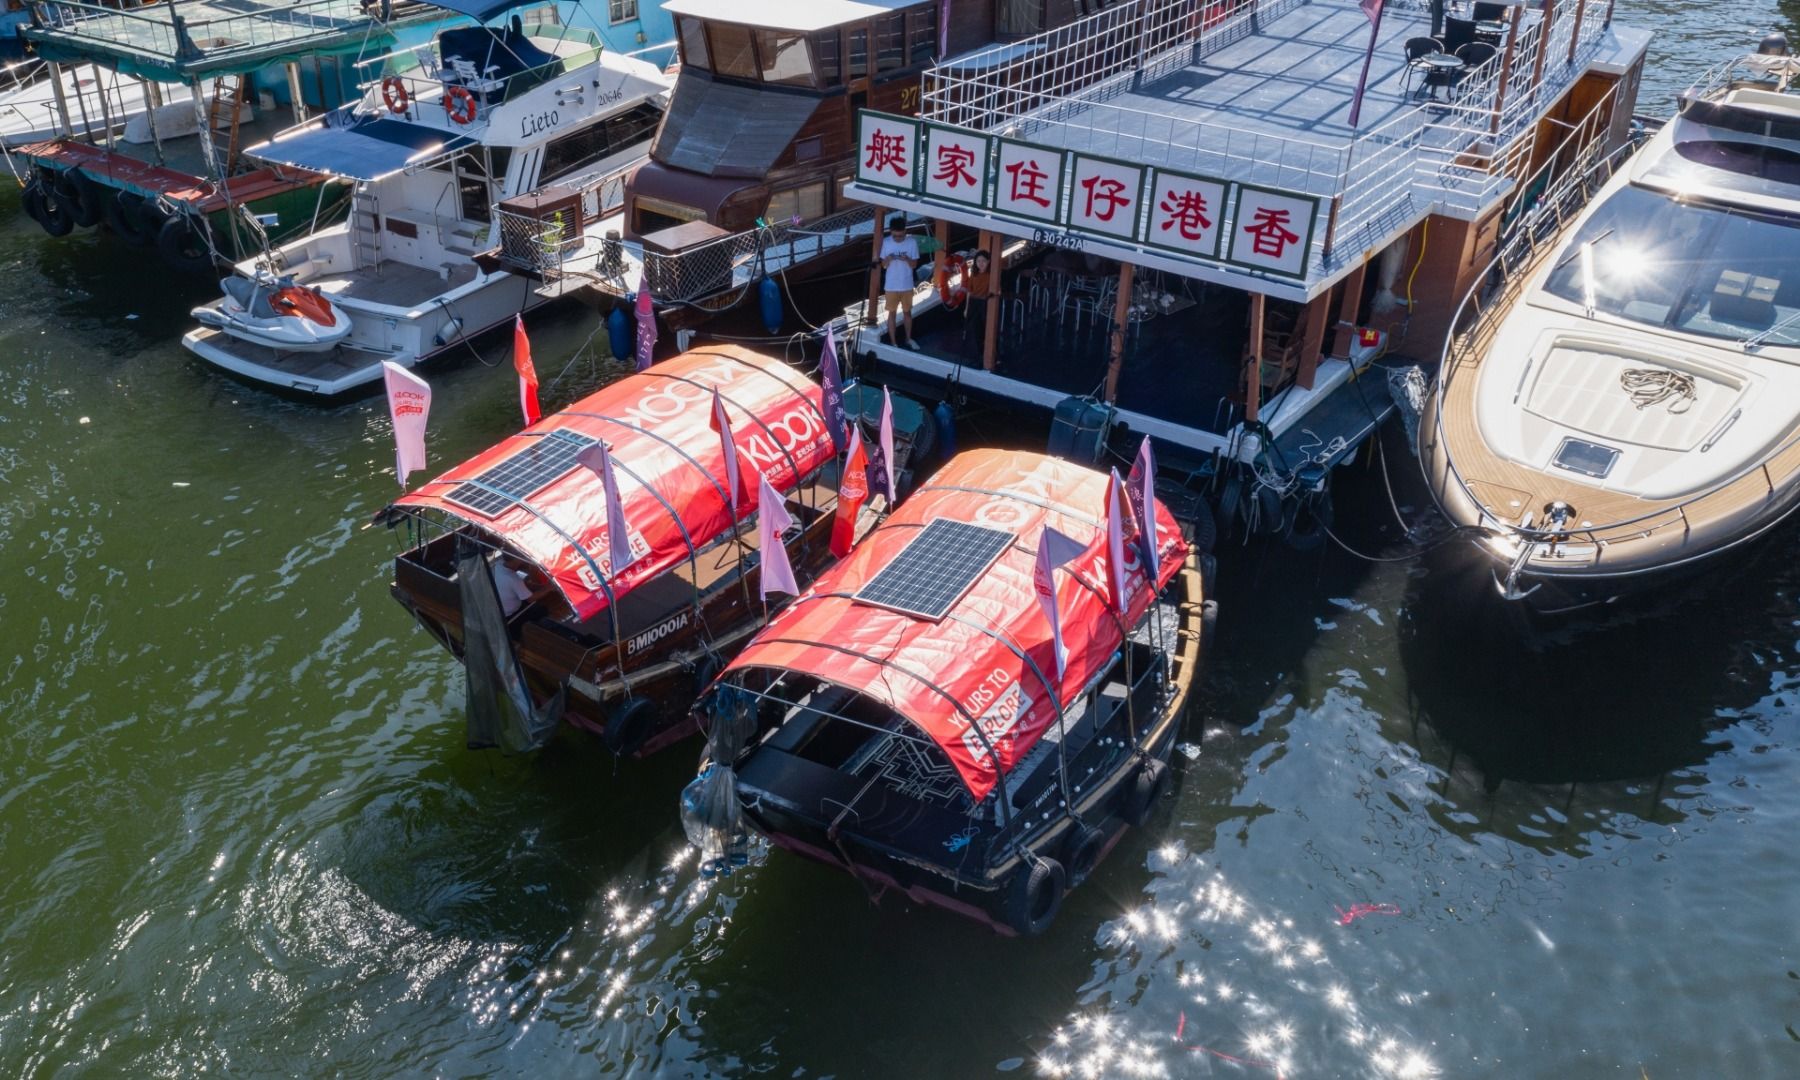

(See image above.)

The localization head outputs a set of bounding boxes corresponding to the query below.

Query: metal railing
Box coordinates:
[918,0,1614,281]
[494,158,637,280]
[29,0,395,63]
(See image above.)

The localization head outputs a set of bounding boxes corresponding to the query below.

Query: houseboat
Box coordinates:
[686,448,1203,935]
[480,0,1079,315]
[824,0,1650,549]
[378,344,881,755]
[1422,42,1800,611]
[181,0,671,398]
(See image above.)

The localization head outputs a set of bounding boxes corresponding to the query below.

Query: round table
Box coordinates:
[1421,53,1466,101]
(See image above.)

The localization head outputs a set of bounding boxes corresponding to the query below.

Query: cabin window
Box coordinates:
[907,5,940,66]
[811,30,841,84]
[537,103,661,184]
[997,0,1043,37]
[607,0,637,23]
[708,22,759,81]
[766,182,827,224]
[678,16,709,70]
[634,195,704,235]
[756,30,816,87]
[875,13,906,72]
[835,174,857,210]
[794,136,823,162]
[846,27,869,79]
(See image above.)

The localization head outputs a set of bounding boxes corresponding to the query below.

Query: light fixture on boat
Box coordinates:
[1758,31,1790,57]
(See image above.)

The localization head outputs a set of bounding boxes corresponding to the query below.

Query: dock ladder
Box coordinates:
[206,75,249,174]
[351,183,384,273]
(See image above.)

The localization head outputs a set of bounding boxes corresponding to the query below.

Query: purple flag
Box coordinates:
[757,471,799,598]
[579,441,635,579]
[820,326,848,454]
[634,273,657,372]
[1125,435,1159,584]
[1106,469,1131,614]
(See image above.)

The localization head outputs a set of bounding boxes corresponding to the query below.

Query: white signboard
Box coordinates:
[1065,154,1143,239]
[922,125,990,205]
[856,112,920,192]
[991,139,1064,223]
[1142,168,1227,259]
[1226,184,1318,279]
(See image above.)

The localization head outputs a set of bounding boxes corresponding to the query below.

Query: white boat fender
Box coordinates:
[1002,855,1066,936]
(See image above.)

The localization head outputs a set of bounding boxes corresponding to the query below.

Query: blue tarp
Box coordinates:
[421,0,533,24]
[245,108,473,180]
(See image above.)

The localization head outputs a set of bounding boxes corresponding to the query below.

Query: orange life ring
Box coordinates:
[381,76,409,115]
[937,252,967,310]
[443,85,478,125]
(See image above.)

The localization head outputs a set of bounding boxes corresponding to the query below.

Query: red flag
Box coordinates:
[1105,468,1133,614]
[577,441,635,579]
[513,315,539,427]
[877,386,897,504]
[757,471,799,598]
[831,426,869,557]
[709,387,749,515]
[1033,525,1087,686]
[382,361,430,488]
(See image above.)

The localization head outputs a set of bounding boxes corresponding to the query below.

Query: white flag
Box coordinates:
[577,441,635,578]
[877,386,897,504]
[1033,525,1088,684]
[757,471,799,598]
[382,361,430,488]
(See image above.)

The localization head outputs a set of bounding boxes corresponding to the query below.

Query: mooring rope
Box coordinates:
[1620,368,1696,413]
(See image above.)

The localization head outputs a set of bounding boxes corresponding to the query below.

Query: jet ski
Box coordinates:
[191,271,351,354]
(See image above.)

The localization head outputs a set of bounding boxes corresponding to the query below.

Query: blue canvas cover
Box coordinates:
[245,107,474,181]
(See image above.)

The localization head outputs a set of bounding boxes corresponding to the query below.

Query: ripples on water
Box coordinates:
[6,7,1800,1076]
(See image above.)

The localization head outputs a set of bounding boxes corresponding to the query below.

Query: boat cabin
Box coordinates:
[623,0,1076,241]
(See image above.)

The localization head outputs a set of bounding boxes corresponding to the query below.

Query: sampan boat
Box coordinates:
[688,449,1204,935]
[378,344,859,755]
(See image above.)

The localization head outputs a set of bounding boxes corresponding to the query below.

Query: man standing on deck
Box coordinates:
[878,216,922,351]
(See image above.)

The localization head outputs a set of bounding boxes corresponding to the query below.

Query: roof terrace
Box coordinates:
[849,0,1648,298]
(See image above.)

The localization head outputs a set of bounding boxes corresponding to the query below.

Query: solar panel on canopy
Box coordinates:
[853,519,1014,621]
[444,429,598,518]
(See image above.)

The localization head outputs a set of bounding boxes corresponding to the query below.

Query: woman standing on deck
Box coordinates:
[961,249,993,361]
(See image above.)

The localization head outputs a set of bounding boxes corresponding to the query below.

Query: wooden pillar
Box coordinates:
[1530,0,1555,99]
[932,217,948,282]
[1245,292,1265,424]
[1103,261,1135,402]
[1567,0,1588,64]
[285,61,308,124]
[1329,259,1369,359]
[980,229,1001,371]
[1492,7,1522,135]
[1295,291,1331,391]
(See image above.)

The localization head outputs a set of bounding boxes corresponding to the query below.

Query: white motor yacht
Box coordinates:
[1423,42,1800,611]
[182,0,669,399]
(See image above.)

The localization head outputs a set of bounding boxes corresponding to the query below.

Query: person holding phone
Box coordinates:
[877,216,922,351]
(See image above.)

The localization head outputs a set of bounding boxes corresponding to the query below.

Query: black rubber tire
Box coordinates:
[1286,489,1333,551]
[103,191,154,246]
[1063,823,1107,889]
[1186,483,1218,554]
[1254,482,1285,535]
[689,653,722,694]
[157,212,214,273]
[1216,473,1241,541]
[1122,758,1170,828]
[603,696,659,756]
[57,168,102,228]
[20,178,48,226]
[1200,598,1219,657]
[35,182,74,237]
[1002,856,1066,937]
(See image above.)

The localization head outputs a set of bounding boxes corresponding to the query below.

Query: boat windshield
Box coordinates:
[1540,183,1800,349]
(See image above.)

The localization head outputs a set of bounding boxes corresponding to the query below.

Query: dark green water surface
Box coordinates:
[5,6,1800,1075]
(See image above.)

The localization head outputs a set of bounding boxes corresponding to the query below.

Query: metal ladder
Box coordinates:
[206,75,249,174]
[351,183,383,273]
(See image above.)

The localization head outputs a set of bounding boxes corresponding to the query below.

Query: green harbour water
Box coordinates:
[5,4,1800,1075]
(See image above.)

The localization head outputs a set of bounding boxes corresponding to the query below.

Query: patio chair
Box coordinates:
[1455,41,1499,74]
[1471,1,1506,20]
[1442,16,1477,53]
[1401,36,1443,97]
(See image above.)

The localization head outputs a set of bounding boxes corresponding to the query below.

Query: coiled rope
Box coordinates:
[1620,368,1696,413]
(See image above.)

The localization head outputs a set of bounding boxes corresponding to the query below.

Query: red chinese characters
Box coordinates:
[1005,158,1052,207]
[934,144,976,189]
[864,131,910,178]
[1158,189,1212,241]
[855,114,920,190]
[1067,155,1143,239]
[1244,207,1299,258]
[1227,187,1315,278]
[992,141,1063,221]
[1144,171,1225,256]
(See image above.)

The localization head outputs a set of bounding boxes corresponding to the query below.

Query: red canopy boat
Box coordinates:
[380,344,866,756]
[688,449,1207,935]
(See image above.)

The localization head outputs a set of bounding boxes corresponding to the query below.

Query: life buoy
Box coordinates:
[443,85,477,125]
[1001,856,1066,937]
[381,76,409,115]
[937,252,967,310]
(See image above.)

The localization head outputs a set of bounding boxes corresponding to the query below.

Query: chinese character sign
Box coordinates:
[923,127,989,205]
[1227,186,1317,279]
[1067,155,1142,239]
[1144,169,1226,258]
[857,113,920,191]
[992,140,1064,222]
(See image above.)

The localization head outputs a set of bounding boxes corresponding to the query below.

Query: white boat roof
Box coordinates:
[661,0,917,32]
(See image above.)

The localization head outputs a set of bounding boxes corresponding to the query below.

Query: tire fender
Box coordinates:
[1002,856,1066,937]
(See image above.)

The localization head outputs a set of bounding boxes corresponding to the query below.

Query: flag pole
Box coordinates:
[1348,1,1386,129]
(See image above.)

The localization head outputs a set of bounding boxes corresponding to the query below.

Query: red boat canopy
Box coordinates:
[726,449,1187,801]
[388,346,832,621]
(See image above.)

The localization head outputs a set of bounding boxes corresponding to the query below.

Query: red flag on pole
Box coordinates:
[1105,468,1133,614]
[1033,525,1088,685]
[831,425,869,557]
[513,315,540,427]
[709,387,749,515]
[757,471,800,598]
[382,361,430,488]
[1348,0,1386,128]
[578,441,636,579]
[634,273,657,372]
[877,386,897,504]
